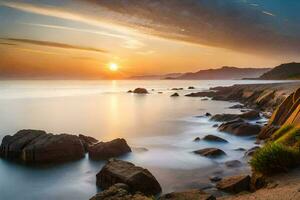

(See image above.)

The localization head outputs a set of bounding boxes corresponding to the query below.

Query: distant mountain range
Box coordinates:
[258,62,300,80]
[129,73,182,80]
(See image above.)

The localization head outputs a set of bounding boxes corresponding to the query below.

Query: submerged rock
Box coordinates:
[88,138,131,160]
[216,175,251,193]
[170,93,179,97]
[159,189,216,200]
[194,148,226,158]
[96,159,162,196]
[225,160,242,168]
[211,110,260,122]
[194,137,201,142]
[0,129,85,163]
[133,88,148,94]
[218,119,262,136]
[209,176,222,182]
[202,135,228,143]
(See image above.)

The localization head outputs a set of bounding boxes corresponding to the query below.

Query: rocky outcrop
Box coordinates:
[216,175,251,193]
[218,119,262,136]
[88,138,131,160]
[159,189,216,200]
[194,148,226,158]
[202,135,228,143]
[90,183,152,200]
[211,111,260,122]
[96,159,162,196]
[133,88,148,94]
[0,130,85,163]
[78,134,98,152]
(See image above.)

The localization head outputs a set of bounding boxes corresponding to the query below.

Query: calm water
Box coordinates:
[0,80,290,200]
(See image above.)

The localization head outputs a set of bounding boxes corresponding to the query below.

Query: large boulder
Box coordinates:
[0,130,85,163]
[216,175,251,193]
[202,135,228,143]
[78,134,98,152]
[194,148,226,158]
[96,159,162,196]
[211,111,260,122]
[133,88,148,94]
[159,189,216,200]
[218,119,262,136]
[88,138,131,160]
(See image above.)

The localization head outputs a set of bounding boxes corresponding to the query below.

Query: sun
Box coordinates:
[108,63,119,71]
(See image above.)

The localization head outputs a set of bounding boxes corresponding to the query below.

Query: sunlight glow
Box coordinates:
[108,63,119,71]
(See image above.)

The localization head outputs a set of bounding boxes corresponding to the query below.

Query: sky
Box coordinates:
[0,0,299,79]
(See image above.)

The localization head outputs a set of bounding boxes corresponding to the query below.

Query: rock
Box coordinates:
[212,124,219,128]
[170,93,179,97]
[127,90,133,93]
[0,129,85,163]
[250,173,267,191]
[188,86,195,89]
[229,104,244,109]
[159,189,216,200]
[216,175,251,193]
[78,134,98,152]
[90,184,151,200]
[234,148,246,151]
[211,111,260,122]
[194,137,201,142]
[225,160,242,168]
[96,159,162,196]
[209,176,222,182]
[244,146,260,157]
[202,135,228,143]
[218,119,262,136]
[194,148,226,158]
[205,112,212,117]
[185,91,216,97]
[171,88,183,91]
[158,92,163,94]
[133,88,148,94]
[202,98,210,101]
[88,138,131,160]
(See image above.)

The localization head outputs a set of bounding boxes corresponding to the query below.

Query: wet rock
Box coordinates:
[88,138,131,160]
[188,86,195,89]
[225,160,242,168]
[205,112,212,117]
[185,91,216,97]
[218,119,262,136]
[90,184,151,200]
[78,134,98,152]
[96,159,162,196]
[171,88,183,91]
[202,135,228,143]
[211,110,260,122]
[133,88,148,94]
[250,173,267,191]
[212,124,219,128]
[159,189,216,200]
[229,104,244,109]
[216,175,251,193]
[127,90,133,93]
[202,98,210,101]
[234,148,246,151]
[0,129,85,163]
[194,148,226,158]
[170,93,179,97]
[194,137,201,142]
[209,176,222,182]
[244,146,260,157]
[158,92,163,94]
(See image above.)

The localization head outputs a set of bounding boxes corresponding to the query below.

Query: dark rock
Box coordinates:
[216,175,251,193]
[229,104,244,109]
[88,138,131,160]
[170,93,179,97]
[194,148,226,158]
[218,119,262,136]
[244,146,260,157]
[0,129,85,163]
[209,176,222,182]
[158,92,163,94]
[188,86,195,89]
[194,137,201,142]
[234,148,246,151]
[202,98,210,101]
[211,110,260,122]
[185,91,216,97]
[171,88,183,91]
[212,124,219,128]
[78,134,98,152]
[225,160,242,168]
[127,90,133,93]
[202,135,228,143]
[159,189,216,200]
[96,159,162,196]
[133,88,148,94]
[250,173,267,191]
[205,112,212,117]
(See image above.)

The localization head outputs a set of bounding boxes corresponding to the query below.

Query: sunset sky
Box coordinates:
[0,0,300,79]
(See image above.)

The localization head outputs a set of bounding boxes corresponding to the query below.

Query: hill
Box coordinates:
[259,62,300,80]
[172,66,270,80]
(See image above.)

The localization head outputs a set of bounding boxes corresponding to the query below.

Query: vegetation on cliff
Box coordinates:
[260,62,300,80]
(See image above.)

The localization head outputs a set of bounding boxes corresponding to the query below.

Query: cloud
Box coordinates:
[2,38,108,53]
[262,11,275,17]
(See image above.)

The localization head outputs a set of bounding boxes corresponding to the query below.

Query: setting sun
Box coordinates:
[108,63,119,71]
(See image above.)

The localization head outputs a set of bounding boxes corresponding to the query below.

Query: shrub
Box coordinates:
[250,143,300,175]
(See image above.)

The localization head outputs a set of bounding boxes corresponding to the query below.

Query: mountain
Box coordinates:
[129,73,182,80]
[259,62,300,80]
[171,66,270,80]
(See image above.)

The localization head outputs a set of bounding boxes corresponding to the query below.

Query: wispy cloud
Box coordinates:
[2,38,108,53]
[262,11,275,17]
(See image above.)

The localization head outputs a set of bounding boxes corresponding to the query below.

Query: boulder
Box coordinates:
[194,148,226,158]
[202,135,228,143]
[96,159,162,196]
[170,93,179,97]
[218,119,262,136]
[78,134,98,152]
[159,189,216,200]
[244,146,260,157]
[133,88,148,94]
[90,184,151,200]
[194,137,201,142]
[88,138,131,160]
[211,111,260,122]
[224,160,242,168]
[205,112,212,117]
[216,175,251,193]
[0,130,85,163]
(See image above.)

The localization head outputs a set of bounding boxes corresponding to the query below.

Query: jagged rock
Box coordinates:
[225,160,242,168]
[194,137,201,142]
[211,110,260,122]
[202,135,228,143]
[218,119,262,136]
[88,138,131,160]
[170,93,179,97]
[216,175,251,193]
[244,146,260,157]
[194,148,226,158]
[90,184,151,200]
[0,130,85,163]
[133,88,148,94]
[159,189,216,200]
[96,159,162,196]
[78,134,98,152]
